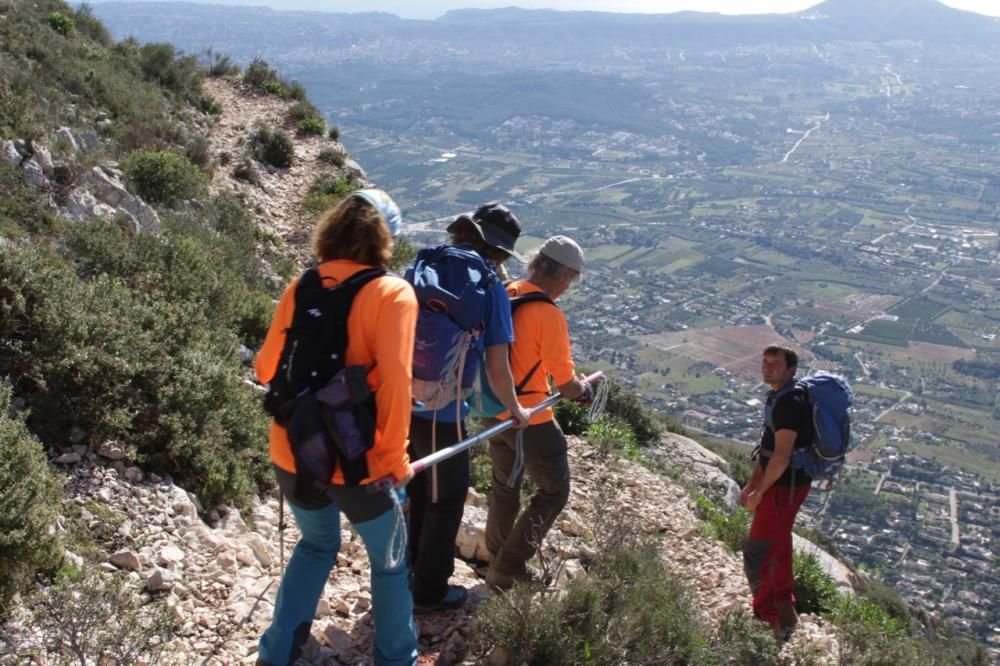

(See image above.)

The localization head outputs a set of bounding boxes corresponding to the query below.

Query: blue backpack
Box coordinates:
[405,245,497,411]
[766,371,854,481]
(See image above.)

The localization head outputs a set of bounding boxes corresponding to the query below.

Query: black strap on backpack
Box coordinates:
[509,291,556,396]
[263,267,385,488]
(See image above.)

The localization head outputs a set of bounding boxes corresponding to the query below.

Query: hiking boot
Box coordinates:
[776,601,799,631]
[486,564,547,591]
[413,585,468,615]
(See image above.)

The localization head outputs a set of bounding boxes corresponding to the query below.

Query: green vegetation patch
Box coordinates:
[889,296,950,321]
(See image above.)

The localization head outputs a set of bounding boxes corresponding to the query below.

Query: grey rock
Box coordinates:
[146,568,178,592]
[54,452,81,465]
[13,139,28,156]
[124,466,144,483]
[96,112,109,122]
[344,159,367,181]
[97,440,127,461]
[86,166,127,207]
[119,194,160,232]
[78,130,100,152]
[2,140,22,165]
[21,158,49,188]
[109,549,143,572]
[55,127,79,153]
[30,141,54,176]
[650,432,742,511]
[238,345,254,365]
[64,187,96,220]
[62,104,79,123]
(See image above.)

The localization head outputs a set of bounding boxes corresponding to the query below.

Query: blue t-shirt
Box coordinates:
[413,277,514,423]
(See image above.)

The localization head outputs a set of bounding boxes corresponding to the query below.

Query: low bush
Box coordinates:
[693,494,750,552]
[249,126,294,169]
[317,148,346,168]
[242,57,286,96]
[232,157,261,186]
[287,100,321,125]
[185,135,212,170]
[585,416,639,459]
[122,149,207,205]
[46,11,75,36]
[0,382,63,614]
[793,552,839,615]
[554,400,588,436]
[301,175,357,214]
[204,48,239,77]
[297,116,325,136]
[328,125,340,141]
[0,194,276,509]
[713,609,780,665]
[473,540,711,665]
[137,43,201,99]
[15,569,173,663]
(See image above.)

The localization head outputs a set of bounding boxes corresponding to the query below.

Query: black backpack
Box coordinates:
[263,267,385,488]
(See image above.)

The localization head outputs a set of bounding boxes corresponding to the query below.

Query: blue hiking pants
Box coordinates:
[258,475,417,666]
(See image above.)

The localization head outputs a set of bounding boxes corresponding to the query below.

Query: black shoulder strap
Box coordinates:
[509,291,557,395]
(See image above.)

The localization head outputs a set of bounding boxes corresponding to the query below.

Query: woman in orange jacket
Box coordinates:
[255,190,419,666]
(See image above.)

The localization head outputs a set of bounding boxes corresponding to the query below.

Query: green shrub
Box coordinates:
[793,552,839,615]
[185,135,212,170]
[232,157,261,186]
[0,161,61,240]
[287,100,321,125]
[137,43,201,98]
[301,175,357,214]
[389,236,416,273]
[328,125,340,141]
[833,596,919,664]
[317,148,346,167]
[697,436,754,487]
[554,400,588,436]
[693,494,750,552]
[297,116,325,136]
[603,381,662,445]
[586,416,639,459]
[123,149,207,204]
[46,11,75,36]
[0,382,63,614]
[249,126,295,169]
[242,57,286,96]
[204,48,239,77]
[74,5,112,47]
[0,210,274,509]
[22,569,173,663]
[713,609,780,665]
[473,540,711,665]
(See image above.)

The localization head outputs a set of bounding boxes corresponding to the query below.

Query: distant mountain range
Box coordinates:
[93,0,1000,52]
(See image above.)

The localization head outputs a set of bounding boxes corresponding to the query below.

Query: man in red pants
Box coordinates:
[741,345,814,641]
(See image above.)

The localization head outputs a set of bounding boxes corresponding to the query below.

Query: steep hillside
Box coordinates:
[0,3,990,665]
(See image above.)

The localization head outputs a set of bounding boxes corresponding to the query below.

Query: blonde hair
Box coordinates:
[312,195,393,268]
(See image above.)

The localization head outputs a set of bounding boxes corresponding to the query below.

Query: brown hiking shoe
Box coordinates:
[776,601,799,630]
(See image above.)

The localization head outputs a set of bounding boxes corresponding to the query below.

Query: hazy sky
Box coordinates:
[90,1,1000,20]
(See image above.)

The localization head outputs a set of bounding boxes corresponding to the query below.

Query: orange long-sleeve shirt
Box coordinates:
[255,260,417,485]
[499,279,576,426]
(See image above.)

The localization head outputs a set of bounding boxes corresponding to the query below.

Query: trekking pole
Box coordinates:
[368,371,605,491]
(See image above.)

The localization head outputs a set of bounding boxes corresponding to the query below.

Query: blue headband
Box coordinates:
[351,189,403,237]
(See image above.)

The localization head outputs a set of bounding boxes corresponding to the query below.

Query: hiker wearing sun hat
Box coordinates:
[256,189,419,665]
[404,201,531,614]
[484,234,592,591]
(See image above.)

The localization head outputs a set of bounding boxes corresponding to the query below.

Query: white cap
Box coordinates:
[539,235,584,273]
